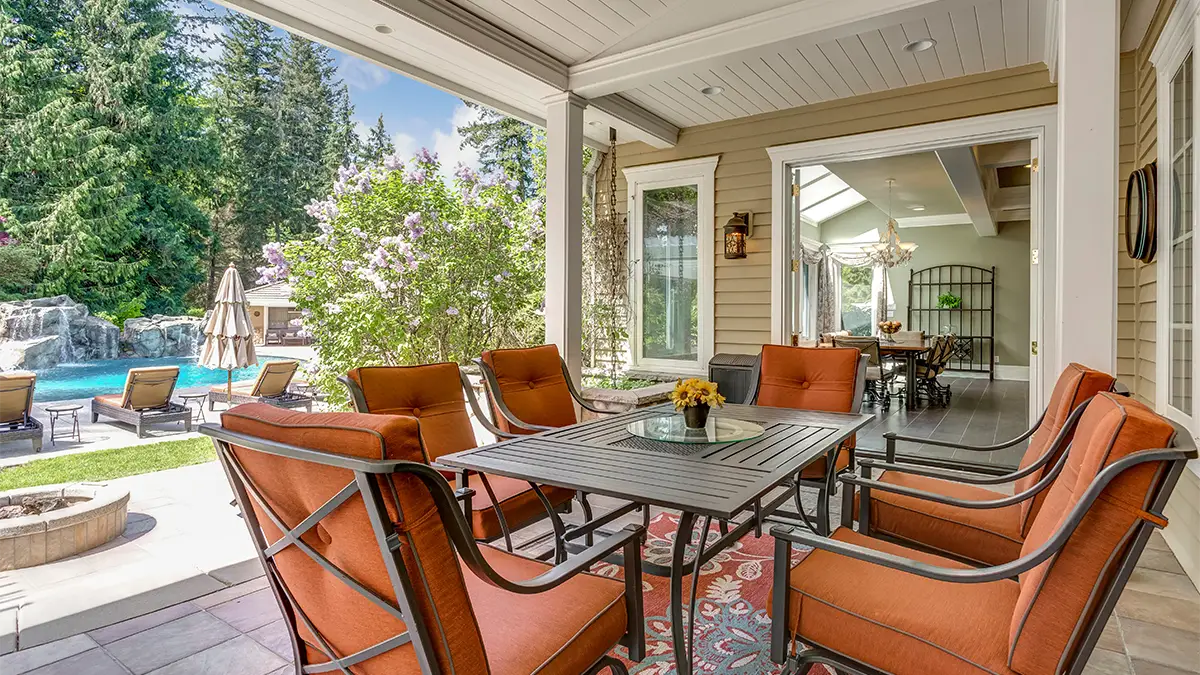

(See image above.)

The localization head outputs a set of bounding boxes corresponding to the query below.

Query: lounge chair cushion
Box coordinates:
[0,371,36,425]
[472,545,627,675]
[251,361,299,397]
[1012,363,1114,533]
[1009,394,1175,674]
[220,403,626,674]
[469,474,574,542]
[210,382,259,396]
[772,528,1020,675]
[117,366,180,410]
[860,472,1024,565]
[481,345,577,434]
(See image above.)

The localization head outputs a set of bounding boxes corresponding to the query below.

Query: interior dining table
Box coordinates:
[878,336,931,410]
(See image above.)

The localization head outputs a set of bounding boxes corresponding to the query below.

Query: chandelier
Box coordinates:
[861,179,918,268]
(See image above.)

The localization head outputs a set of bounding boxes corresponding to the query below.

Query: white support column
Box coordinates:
[543,92,587,385]
[1055,0,1119,375]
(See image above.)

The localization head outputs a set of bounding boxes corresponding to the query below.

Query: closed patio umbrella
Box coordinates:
[201,263,258,401]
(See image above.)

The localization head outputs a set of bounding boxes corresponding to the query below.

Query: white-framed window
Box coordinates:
[623,157,718,376]
[1152,6,1200,430]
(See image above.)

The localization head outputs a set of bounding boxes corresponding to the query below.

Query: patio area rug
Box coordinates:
[588,512,812,675]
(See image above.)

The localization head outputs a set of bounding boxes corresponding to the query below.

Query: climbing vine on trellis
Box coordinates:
[583,129,632,383]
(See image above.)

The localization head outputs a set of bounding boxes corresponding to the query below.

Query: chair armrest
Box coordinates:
[457,369,522,439]
[881,427,1037,452]
[855,457,1032,486]
[464,524,645,595]
[843,447,1069,510]
[776,446,1187,584]
[559,359,610,415]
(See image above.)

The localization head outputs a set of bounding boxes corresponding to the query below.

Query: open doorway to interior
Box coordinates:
[772,119,1047,469]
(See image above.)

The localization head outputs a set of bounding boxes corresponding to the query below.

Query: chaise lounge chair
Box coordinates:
[206,360,312,412]
[0,371,42,453]
[91,366,192,438]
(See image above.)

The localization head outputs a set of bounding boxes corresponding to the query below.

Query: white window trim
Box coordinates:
[1151,0,1200,435]
[623,156,718,377]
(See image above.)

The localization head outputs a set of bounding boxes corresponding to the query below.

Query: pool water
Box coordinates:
[29,357,265,402]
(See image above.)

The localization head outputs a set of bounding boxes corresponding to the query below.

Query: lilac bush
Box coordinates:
[257,149,545,402]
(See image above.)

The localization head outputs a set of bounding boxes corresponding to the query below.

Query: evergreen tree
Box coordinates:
[363,114,394,164]
[209,13,285,285]
[325,85,359,171]
[457,100,537,198]
[278,34,339,237]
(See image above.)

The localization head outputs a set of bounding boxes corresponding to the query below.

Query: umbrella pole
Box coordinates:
[227,369,232,405]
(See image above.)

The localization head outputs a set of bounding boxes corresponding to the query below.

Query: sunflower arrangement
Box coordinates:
[670,378,726,410]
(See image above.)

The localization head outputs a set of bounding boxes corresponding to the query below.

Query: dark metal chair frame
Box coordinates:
[742,352,870,536]
[769,417,1196,675]
[200,422,646,675]
[341,368,619,563]
[909,334,956,407]
[832,336,898,410]
[474,356,649,550]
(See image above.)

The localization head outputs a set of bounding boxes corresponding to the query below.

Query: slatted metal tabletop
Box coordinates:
[440,403,873,520]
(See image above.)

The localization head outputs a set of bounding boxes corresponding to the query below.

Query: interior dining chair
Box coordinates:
[832,335,897,409]
[768,392,1195,675]
[847,362,1117,565]
[203,403,645,675]
[742,345,869,535]
[340,363,576,557]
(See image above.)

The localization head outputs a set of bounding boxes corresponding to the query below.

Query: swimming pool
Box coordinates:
[27,357,266,402]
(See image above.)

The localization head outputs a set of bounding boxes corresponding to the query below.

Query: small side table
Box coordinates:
[179,393,209,423]
[44,403,83,447]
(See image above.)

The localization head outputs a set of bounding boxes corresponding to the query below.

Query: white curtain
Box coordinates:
[816,256,841,335]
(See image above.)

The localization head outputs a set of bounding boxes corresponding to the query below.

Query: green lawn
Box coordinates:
[0,438,216,491]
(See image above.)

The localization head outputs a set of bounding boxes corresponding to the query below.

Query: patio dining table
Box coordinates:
[440,402,872,675]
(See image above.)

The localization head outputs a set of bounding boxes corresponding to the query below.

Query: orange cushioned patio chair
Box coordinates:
[477,344,613,435]
[207,360,313,412]
[0,371,42,453]
[91,366,191,438]
[768,392,1195,675]
[849,362,1117,565]
[202,403,645,675]
[742,345,869,535]
[341,363,585,556]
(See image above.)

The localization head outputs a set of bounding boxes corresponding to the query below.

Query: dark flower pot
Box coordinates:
[683,403,710,429]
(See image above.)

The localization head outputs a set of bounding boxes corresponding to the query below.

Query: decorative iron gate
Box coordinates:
[907,265,995,379]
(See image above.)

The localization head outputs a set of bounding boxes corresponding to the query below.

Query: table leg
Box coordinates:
[670,511,698,675]
[49,412,57,448]
[905,353,917,411]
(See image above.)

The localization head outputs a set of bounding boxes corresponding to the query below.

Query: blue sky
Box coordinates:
[195,1,481,176]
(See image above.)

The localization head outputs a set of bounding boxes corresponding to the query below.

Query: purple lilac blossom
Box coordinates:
[416,148,437,164]
[383,154,403,171]
[404,212,422,228]
[445,307,459,316]
[406,168,427,184]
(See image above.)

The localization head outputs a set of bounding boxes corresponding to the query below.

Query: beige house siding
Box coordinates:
[609,64,1057,355]
[1119,0,1173,406]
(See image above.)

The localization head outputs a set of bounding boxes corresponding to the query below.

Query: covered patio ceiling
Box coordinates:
[213,0,1075,149]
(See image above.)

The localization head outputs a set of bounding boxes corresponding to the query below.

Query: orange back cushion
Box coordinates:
[221,404,487,674]
[1014,363,1115,532]
[1007,394,1174,674]
[347,363,478,462]
[755,345,860,413]
[481,344,577,434]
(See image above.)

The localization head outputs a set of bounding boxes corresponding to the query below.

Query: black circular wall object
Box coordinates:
[1124,162,1157,264]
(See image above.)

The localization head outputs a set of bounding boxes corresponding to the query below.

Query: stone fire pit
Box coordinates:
[0,484,130,570]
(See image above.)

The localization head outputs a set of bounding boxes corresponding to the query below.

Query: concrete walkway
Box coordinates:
[0,462,261,654]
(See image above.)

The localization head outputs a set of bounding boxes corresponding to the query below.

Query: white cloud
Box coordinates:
[392,132,419,161]
[431,104,482,183]
[339,57,391,91]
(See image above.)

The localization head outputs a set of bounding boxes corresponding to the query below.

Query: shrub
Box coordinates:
[257,150,545,405]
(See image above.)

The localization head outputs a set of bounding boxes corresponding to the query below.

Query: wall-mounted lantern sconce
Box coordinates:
[724,212,752,259]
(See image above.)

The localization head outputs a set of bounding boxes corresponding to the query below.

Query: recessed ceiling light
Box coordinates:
[909,205,926,212]
[374,24,393,34]
[589,121,603,127]
[903,38,936,53]
[701,85,724,96]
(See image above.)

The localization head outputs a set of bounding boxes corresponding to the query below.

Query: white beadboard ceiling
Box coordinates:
[217,0,1058,148]
[618,0,1050,127]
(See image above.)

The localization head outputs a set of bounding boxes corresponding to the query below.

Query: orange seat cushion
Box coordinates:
[772,528,1021,675]
[862,472,1024,565]
[481,345,578,434]
[798,445,850,480]
[469,474,575,541]
[470,546,627,675]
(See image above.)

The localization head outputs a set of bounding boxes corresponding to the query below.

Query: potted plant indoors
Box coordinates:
[937,292,963,309]
[670,378,727,429]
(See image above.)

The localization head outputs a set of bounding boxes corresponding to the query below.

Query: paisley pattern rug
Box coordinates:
[589,512,812,674]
